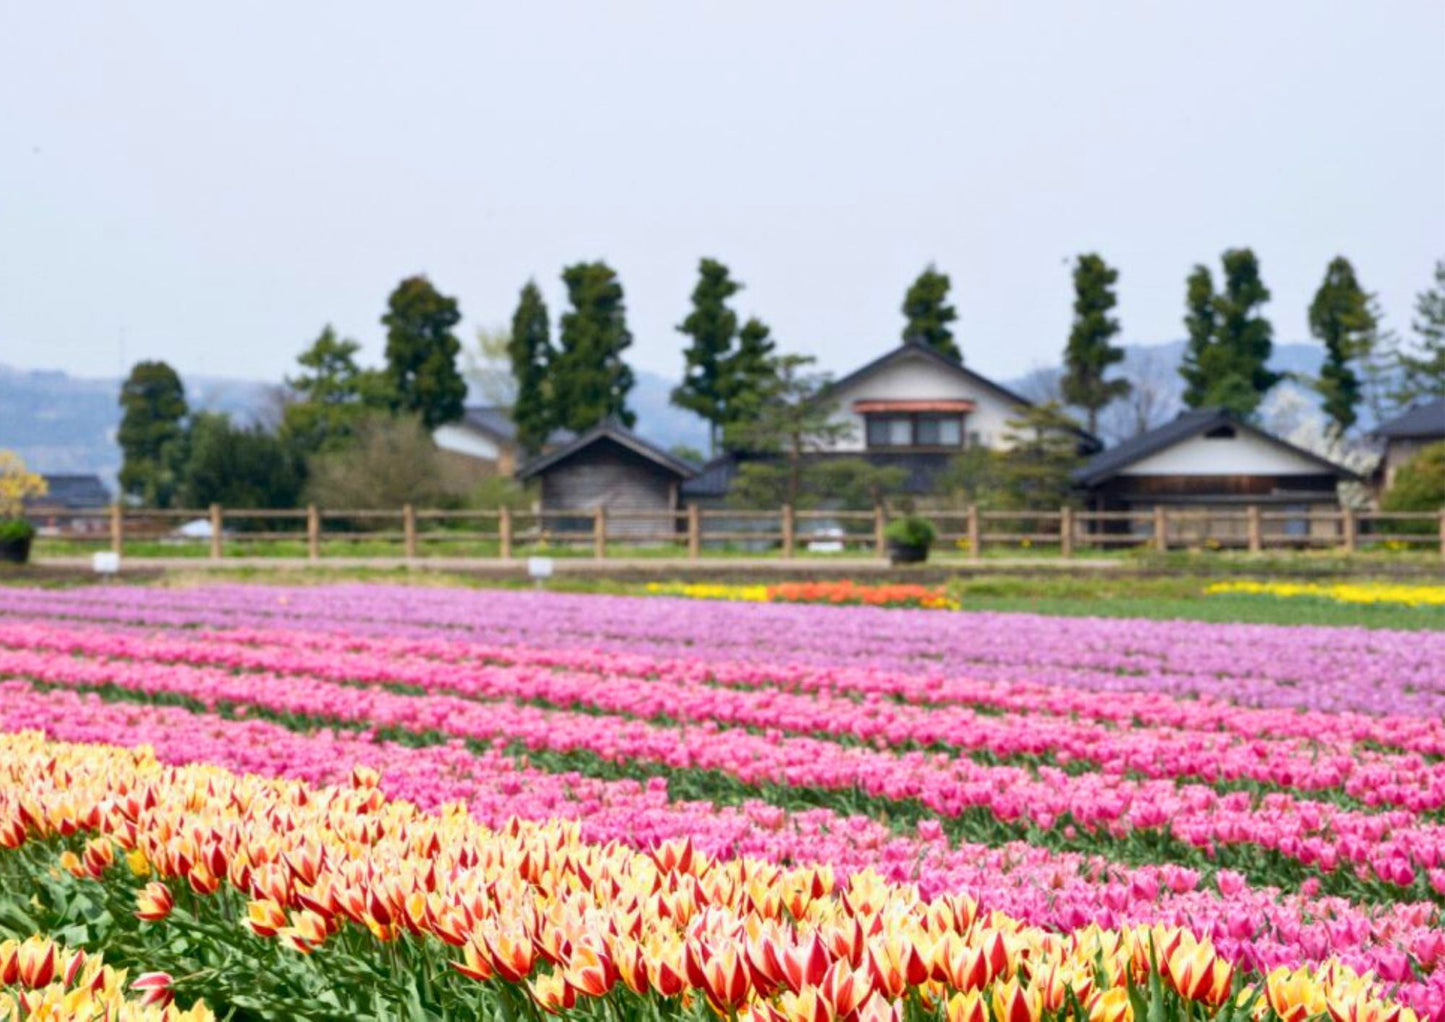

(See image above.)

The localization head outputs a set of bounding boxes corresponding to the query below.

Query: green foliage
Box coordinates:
[812,458,909,509]
[283,326,393,455]
[381,275,467,430]
[0,519,35,542]
[553,261,636,431]
[938,445,1003,506]
[1179,250,1279,417]
[883,515,936,548]
[719,316,778,433]
[1308,257,1375,432]
[178,412,305,510]
[993,402,1086,510]
[1382,441,1445,515]
[1061,253,1130,435]
[901,264,961,361]
[673,258,742,451]
[306,413,475,509]
[508,281,556,455]
[668,444,706,464]
[117,360,189,508]
[1393,258,1445,406]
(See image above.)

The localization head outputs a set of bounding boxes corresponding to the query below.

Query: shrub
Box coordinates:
[883,516,937,549]
[0,518,35,542]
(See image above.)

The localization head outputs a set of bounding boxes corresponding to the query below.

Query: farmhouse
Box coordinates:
[1073,408,1356,541]
[1371,397,1444,492]
[433,405,573,475]
[516,419,697,538]
[24,474,111,534]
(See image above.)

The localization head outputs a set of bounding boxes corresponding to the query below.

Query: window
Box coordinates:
[917,415,961,446]
[1204,425,1236,440]
[867,416,913,446]
[865,413,964,449]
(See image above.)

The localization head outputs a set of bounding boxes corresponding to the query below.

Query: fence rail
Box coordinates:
[33,502,1445,562]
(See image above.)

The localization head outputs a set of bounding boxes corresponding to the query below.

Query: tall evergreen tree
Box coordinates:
[283,326,391,454]
[719,317,777,438]
[1394,258,1445,406]
[381,275,467,430]
[508,281,555,455]
[1060,254,1130,435]
[1179,265,1217,408]
[901,265,961,361]
[117,360,189,507]
[1308,257,1375,432]
[553,261,635,431]
[673,259,742,453]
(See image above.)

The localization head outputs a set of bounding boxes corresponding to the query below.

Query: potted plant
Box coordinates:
[883,515,936,565]
[0,450,47,566]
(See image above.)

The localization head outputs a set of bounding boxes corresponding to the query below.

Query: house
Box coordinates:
[25,474,111,533]
[683,339,1099,505]
[432,405,572,476]
[1072,408,1357,542]
[516,420,697,539]
[1371,397,1445,492]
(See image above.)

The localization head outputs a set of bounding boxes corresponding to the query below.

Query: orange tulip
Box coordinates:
[566,944,616,999]
[246,898,289,939]
[279,909,330,954]
[1265,966,1329,1022]
[485,927,537,984]
[530,970,576,1014]
[135,881,175,922]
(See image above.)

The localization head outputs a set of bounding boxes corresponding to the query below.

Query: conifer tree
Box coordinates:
[1308,257,1374,432]
[381,275,466,430]
[553,261,635,431]
[1060,254,1130,435]
[508,282,555,455]
[901,265,961,361]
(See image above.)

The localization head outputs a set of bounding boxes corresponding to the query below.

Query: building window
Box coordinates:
[865,413,964,449]
[1204,425,1236,439]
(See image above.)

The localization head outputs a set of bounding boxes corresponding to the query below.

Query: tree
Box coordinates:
[725,354,853,507]
[1060,254,1130,435]
[1381,441,1445,534]
[993,403,1085,510]
[1394,259,1445,406]
[718,317,777,438]
[901,265,961,361]
[464,325,516,407]
[1178,250,1279,417]
[553,261,635,431]
[283,326,391,455]
[1308,257,1375,433]
[381,275,467,430]
[508,282,555,455]
[673,259,742,453]
[305,413,475,509]
[178,413,304,510]
[118,360,189,507]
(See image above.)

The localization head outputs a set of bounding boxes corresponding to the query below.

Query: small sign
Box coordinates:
[92,552,121,575]
[526,556,554,579]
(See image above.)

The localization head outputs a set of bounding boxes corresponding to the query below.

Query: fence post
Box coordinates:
[874,505,886,559]
[966,504,980,561]
[403,504,417,559]
[209,504,223,560]
[781,504,795,559]
[1153,505,1167,554]
[687,504,701,561]
[1247,505,1262,554]
[594,506,607,560]
[1341,506,1357,554]
[498,507,512,559]
[1060,506,1073,558]
[110,503,123,555]
[306,505,320,561]
[1439,509,1445,562]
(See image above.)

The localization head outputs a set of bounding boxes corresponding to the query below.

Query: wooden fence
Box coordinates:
[35,503,1445,561]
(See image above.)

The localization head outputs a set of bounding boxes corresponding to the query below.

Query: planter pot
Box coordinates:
[0,535,32,565]
[887,541,929,565]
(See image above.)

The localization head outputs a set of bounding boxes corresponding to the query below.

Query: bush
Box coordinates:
[883,516,937,549]
[0,518,35,542]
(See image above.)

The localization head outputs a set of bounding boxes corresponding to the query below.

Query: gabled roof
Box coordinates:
[1373,397,1445,439]
[516,419,698,481]
[453,406,573,447]
[27,475,111,510]
[1072,408,1358,487]
[825,340,1102,451]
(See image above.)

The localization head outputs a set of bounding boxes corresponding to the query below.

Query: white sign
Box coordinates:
[92,552,121,575]
[526,556,554,579]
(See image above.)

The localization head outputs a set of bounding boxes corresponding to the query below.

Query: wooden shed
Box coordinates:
[516,420,697,539]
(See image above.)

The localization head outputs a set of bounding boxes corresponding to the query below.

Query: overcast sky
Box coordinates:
[1,2,1442,389]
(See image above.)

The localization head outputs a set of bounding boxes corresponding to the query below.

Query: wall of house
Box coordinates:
[1118,431,1328,476]
[538,440,680,539]
[434,424,507,466]
[823,350,1024,452]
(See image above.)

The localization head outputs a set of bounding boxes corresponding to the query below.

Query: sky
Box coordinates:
[1,1,1442,389]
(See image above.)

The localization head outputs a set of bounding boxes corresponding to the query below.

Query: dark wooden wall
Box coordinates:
[538,440,680,538]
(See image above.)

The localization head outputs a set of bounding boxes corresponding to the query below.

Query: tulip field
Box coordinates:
[0,584,1440,1021]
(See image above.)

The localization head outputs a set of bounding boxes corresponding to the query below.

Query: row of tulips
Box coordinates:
[1,585,1438,718]
[0,935,210,1020]
[4,679,1440,1009]
[10,620,1442,815]
[644,582,962,610]
[6,636,1443,899]
[0,730,1425,1022]
[1205,582,1445,608]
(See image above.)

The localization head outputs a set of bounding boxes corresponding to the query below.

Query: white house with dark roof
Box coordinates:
[433,405,572,475]
[1371,397,1445,493]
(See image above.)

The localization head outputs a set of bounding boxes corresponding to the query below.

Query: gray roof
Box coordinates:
[1073,408,1357,487]
[516,419,699,481]
[681,451,958,499]
[28,474,111,510]
[1373,398,1445,439]
[456,406,572,447]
